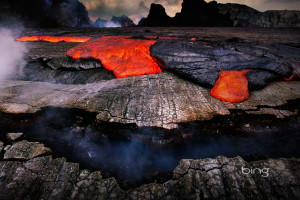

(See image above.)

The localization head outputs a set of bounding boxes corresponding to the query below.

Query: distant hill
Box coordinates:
[140,0,233,27]
[218,3,300,27]
[0,0,91,28]
[140,0,300,27]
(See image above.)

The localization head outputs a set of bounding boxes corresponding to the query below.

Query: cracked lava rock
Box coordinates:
[17,35,296,102]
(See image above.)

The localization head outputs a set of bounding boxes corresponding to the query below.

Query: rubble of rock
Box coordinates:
[0,141,3,153]
[3,140,51,160]
[0,137,299,200]
[6,132,23,141]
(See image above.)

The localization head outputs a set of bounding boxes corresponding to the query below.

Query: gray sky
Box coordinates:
[80,0,300,23]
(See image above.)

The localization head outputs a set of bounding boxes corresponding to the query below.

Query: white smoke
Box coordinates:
[93,20,121,27]
[103,21,121,27]
[0,28,27,80]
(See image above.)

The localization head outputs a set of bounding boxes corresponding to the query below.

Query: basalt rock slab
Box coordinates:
[0,141,3,153]
[3,140,51,160]
[0,72,299,129]
[151,39,297,90]
[6,132,23,141]
[14,42,115,84]
[17,59,115,85]
[0,154,299,199]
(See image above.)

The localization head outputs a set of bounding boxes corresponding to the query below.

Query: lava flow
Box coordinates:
[16,36,91,43]
[66,36,162,78]
[211,70,251,103]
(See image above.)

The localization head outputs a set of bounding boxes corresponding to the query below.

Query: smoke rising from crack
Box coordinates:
[0,28,27,81]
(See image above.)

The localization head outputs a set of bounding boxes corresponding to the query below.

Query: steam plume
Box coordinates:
[0,28,27,80]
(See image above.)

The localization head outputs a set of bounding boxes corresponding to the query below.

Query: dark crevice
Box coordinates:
[0,102,299,189]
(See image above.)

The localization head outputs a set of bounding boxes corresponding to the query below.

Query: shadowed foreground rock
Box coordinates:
[3,140,51,160]
[0,139,299,200]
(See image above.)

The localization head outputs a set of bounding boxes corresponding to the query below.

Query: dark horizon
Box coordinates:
[81,0,300,24]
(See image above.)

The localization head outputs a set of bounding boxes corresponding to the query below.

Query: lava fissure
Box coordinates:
[17,36,91,43]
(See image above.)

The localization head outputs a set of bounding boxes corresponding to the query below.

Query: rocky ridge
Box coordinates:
[218,3,300,27]
[140,0,300,28]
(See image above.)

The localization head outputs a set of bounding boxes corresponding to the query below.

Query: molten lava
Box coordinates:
[66,36,162,78]
[189,37,197,41]
[284,74,300,81]
[17,36,91,43]
[210,70,251,103]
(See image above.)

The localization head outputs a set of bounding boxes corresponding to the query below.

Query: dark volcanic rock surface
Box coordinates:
[151,39,298,90]
[1,28,300,128]
[1,73,300,129]
[0,139,299,200]
[16,41,115,84]
[3,140,51,160]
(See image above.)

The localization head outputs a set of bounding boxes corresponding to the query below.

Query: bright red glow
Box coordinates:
[284,74,300,81]
[16,36,91,43]
[189,37,197,41]
[66,36,162,78]
[210,70,251,103]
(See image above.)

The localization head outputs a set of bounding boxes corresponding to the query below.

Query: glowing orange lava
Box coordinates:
[66,36,162,78]
[17,36,91,43]
[284,74,300,81]
[189,37,197,41]
[210,70,251,103]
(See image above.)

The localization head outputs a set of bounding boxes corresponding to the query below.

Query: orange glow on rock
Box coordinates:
[66,36,162,78]
[17,36,91,43]
[211,70,251,103]
[189,37,197,41]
